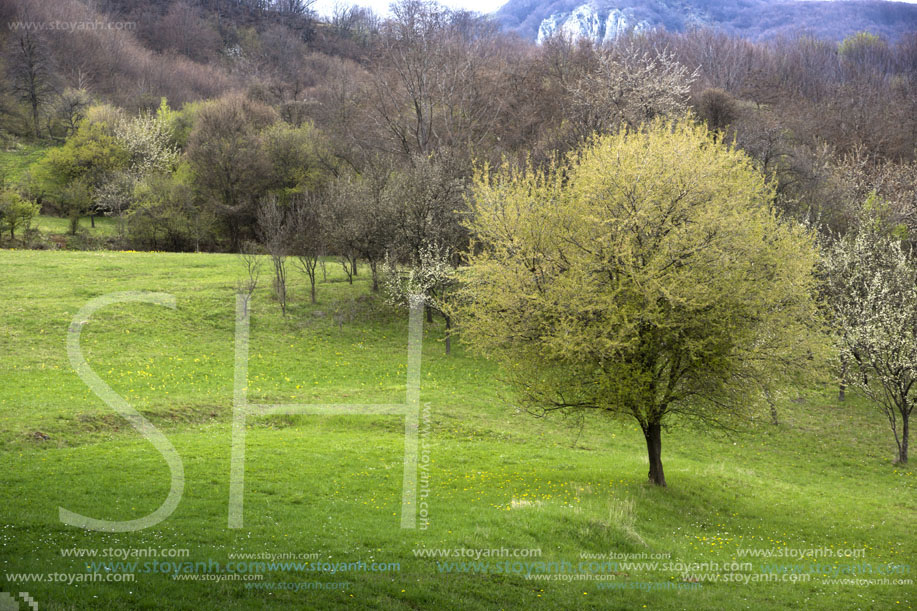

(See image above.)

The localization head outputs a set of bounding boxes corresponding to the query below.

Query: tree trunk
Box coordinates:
[839,355,847,402]
[426,306,433,324]
[228,218,241,253]
[764,389,778,425]
[644,423,666,487]
[90,213,95,228]
[897,414,909,464]
[444,315,452,355]
[31,99,40,139]
[370,260,379,292]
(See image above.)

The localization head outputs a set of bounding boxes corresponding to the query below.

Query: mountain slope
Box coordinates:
[495,0,917,43]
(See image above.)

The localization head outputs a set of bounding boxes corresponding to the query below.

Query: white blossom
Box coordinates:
[822,211,916,463]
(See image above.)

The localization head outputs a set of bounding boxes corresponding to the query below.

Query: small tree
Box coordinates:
[453,120,824,486]
[327,167,399,293]
[0,190,39,240]
[695,88,739,134]
[384,241,457,354]
[128,172,201,251]
[322,180,360,286]
[236,240,263,315]
[60,179,92,235]
[291,193,324,304]
[53,88,91,140]
[95,171,136,241]
[257,197,292,316]
[822,205,916,464]
[389,153,468,264]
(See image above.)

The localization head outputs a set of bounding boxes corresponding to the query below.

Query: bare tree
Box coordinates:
[291,193,324,303]
[834,152,917,249]
[257,197,291,316]
[271,0,314,16]
[325,161,398,292]
[6,27,57,139]
[338,252,356,284]
[368,0,503,158]
[330,4,380,45]
[152,1,222,63]
[694,88,739,134]
[236,240,263,315]
[563,43,695,144]
[389,152,467,265]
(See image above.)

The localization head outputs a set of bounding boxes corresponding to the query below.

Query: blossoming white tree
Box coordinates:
[114,102,180,177]
[383,240,457,354]
[822,209,916,464]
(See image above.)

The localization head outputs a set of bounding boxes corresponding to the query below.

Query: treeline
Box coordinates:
[0,0,915,257]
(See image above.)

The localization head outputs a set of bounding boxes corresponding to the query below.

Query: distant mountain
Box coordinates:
[494,0,917,43]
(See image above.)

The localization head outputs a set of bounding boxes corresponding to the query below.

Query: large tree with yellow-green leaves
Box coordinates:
[451,119,825,486]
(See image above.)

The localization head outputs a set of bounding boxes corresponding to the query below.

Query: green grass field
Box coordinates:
[32,215,119,238]
[0,249,913,610]
[0,143,47,184]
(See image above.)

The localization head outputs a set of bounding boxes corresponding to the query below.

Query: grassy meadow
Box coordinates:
[0,249,914,610]
[32,215,119,238]
[0,143,48,184]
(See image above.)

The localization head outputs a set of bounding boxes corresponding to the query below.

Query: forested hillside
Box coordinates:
[1,0,915,255]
